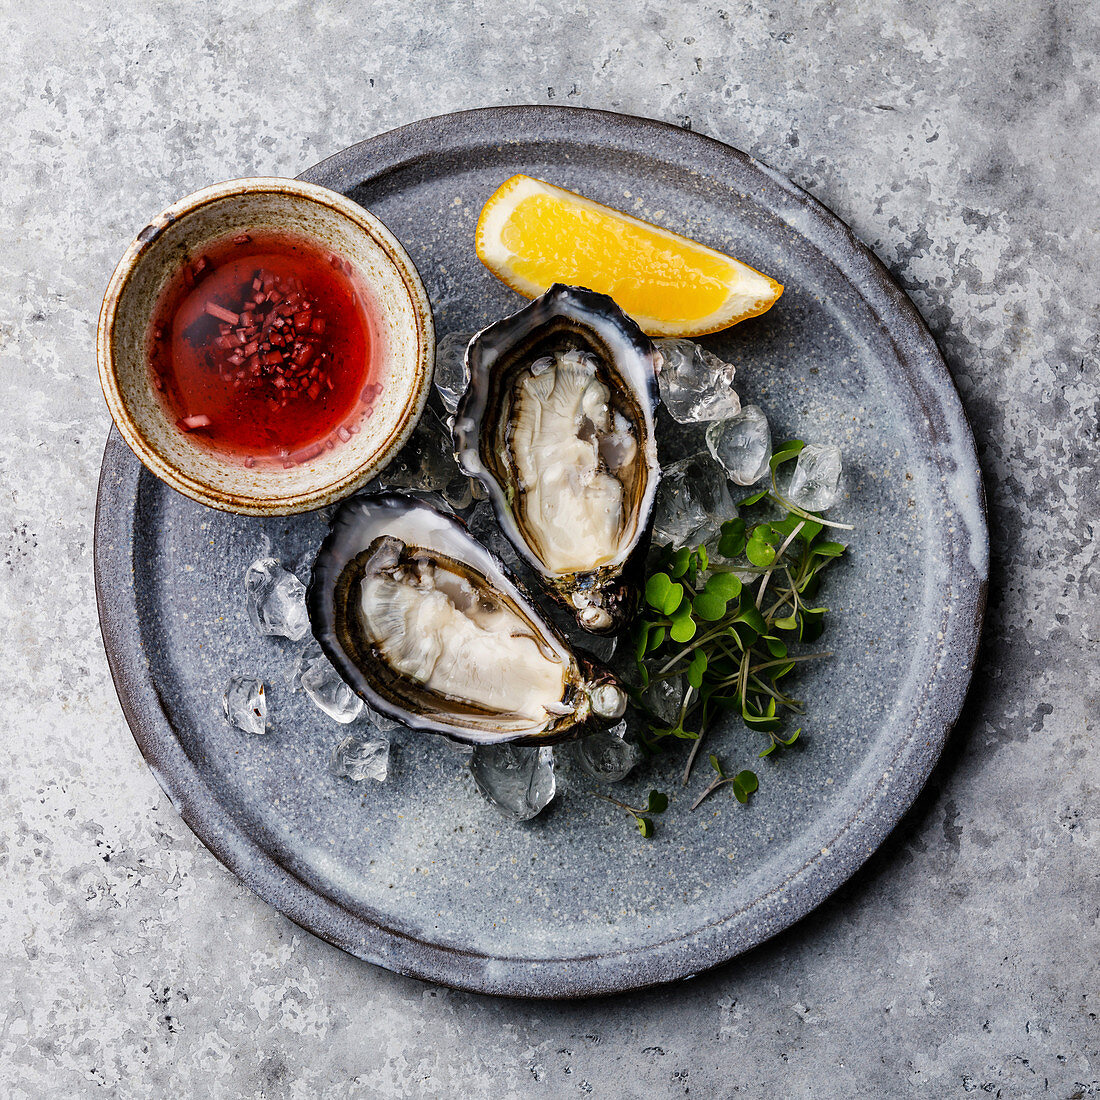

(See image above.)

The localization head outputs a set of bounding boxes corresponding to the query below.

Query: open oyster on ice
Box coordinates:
[307,494,627,746]
[454,284,661,634]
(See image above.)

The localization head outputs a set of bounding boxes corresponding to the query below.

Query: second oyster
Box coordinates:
[307,493,627,746]
[454,284,661,633]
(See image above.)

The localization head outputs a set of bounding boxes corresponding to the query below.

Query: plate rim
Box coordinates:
[95,105,988,998]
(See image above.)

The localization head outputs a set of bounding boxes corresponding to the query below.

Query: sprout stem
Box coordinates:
[756,521,805,610]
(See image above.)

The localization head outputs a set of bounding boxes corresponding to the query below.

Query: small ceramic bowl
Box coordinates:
[98,177,434,515]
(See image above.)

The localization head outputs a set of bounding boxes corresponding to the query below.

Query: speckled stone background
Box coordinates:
[2,1,1097,1096]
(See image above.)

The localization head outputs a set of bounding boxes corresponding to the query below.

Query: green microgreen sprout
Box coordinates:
[596,789,669,838]
[630,440,849,805]
[690,755,760,811]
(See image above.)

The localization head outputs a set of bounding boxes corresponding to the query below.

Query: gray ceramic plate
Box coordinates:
[95,107,987,998]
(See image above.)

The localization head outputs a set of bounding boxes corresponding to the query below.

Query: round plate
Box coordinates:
[95,106,987,998]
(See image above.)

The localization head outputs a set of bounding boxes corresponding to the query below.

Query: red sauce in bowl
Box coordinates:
[148,231,381,466]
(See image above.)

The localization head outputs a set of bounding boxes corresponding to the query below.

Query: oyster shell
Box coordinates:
[454,284,661,633]
[307,493,626,746]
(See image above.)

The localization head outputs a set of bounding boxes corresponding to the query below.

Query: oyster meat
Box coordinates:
[454,284,661,633]
[307,493,626,745]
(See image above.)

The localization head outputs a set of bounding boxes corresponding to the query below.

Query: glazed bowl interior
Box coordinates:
[99,178,434,515]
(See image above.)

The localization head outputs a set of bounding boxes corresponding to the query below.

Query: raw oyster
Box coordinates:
[307,493,627,746]
[454,284,661,634]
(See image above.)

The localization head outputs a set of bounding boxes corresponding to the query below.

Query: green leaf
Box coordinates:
[737,490,769,508]
[668,547,691,578]
[670,726,700,740]
[733,602,767,635]
[647,791,669,814]
[743,696,781,732]
[646,625,667,652]
[669,605,697,642]
[709,693,742,711]
[732,770,759,803]
[687,649,708,689]
[764,637,788,658]
[800,518,824,544]
[746,526,778,567]
[771,514,801,539]
[773,613,799,631]
[813,541,847,559]
[633,622,651,661]
[645,573,674,612]
[746,540,776,568]
[696,543,709,571]
[692,591,728,621]
[647,724,678,740]
[760,728,801,757]
[753,697,777,719]
[799,608,825,643]
[744,715,782,733]
[707,655,739,682]
[769,439,805,472]
[708,753,724,776]
[799,573,822,600]
[704,572,742,600]
[636,816,654,838]
[717,518,747,558]
[665,583,685,615]
[770,513,823,545]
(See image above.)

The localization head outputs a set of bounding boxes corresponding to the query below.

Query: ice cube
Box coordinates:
[292,544,319,580]
[787,443,844,512]
[655,338,742,423]
[442,474,479,514]
[470,744,556,821]
[579,633,618,665]
[223,676,267,735]
[294,644,364,724]
[574,720,639,783]
[465,501,522,570]
[330,735,390,782]
[290,650,400,732]
[705,404,772,486]
[244,558,310,641]
[376,405,459,493]
[651,452,735,547]
[644,677,683,726]
[362,700,402,735]
[433,331,473,415]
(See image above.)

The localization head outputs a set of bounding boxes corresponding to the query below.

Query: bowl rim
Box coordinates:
[96,176,434,516]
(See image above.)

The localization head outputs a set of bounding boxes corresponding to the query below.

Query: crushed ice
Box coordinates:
[244,558,310,641]
[470,743,556,820]
[330,735,390,782]
[655,338,741,423]
[223,676,267,736]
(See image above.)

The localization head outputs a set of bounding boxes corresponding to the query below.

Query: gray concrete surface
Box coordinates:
[2,1,1097,1096]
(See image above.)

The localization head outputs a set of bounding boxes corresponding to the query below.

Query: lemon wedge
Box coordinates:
[475,175,783,337]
